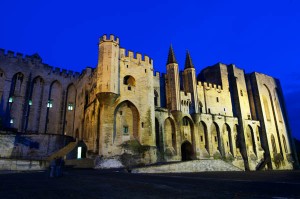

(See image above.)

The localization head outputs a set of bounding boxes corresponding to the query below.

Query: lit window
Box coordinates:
[10,118,14,124]
[123,126,129,135]
[29,100,32,106]
[9,97,13,103]
[47,100,53,108]
[68,103,74,111]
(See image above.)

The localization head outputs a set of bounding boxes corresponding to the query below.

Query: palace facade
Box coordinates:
[0,34,296,170]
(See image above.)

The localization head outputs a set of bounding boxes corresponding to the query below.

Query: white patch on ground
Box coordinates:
[95,158,124,169]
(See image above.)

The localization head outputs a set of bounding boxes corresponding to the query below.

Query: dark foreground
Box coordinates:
[0,169,300,199]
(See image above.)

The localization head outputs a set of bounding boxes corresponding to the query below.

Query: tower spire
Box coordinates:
[184,50,194,69]
[167,44,177,65]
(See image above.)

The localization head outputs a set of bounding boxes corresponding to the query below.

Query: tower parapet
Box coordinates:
[99,34,119,44]
[119,48,153,66]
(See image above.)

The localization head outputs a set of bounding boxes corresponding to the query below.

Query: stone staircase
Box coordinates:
[132,159,242,173]
[46,140,78,161]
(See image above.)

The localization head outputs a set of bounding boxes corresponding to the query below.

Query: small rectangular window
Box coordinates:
[214,136,217,142]
[200,136,203,142]
[145,69,147,73]
[123,126,129,135]
[141,122,144,128]
[29,100,32,106]
[128,86,131,90]
[47,100,53,108]
[9,97,13,103]
[68,103,74,111]
[240,90,243,96]
[216,97,219,102]
[208,108,211,114]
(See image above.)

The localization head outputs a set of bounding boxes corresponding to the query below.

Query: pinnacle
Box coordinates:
[167,44,177,65]
[185,50,194,69]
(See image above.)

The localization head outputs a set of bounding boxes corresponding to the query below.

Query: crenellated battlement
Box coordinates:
[154,71,160,77]
[99,34,119,44]
[119,47,153,66]
[50,67,81,78]
[0,48,81,78]
[197,81,223,91]
[0,49,42,63]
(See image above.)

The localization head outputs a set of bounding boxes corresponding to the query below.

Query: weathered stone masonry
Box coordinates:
[0,34,297,170]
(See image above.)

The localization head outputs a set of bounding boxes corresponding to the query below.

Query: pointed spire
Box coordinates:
[167,44,177,65]
[184,50,194,69]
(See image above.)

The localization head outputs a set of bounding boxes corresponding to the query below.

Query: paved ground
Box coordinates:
[0,169,299,199]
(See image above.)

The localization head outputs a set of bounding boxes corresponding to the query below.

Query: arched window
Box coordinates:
[123,75,136,90]
[282,135,288,153]
[271,134,277,154]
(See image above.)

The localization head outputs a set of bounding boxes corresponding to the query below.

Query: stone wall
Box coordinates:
[0,132,74,159]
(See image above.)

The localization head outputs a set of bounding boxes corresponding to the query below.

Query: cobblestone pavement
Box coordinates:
[0,169,299,199]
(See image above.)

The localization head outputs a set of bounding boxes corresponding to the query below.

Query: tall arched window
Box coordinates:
[271,134,277,154]
[282,135,288,153]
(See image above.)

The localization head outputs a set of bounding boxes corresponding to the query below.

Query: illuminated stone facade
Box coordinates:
[0,34,296,170]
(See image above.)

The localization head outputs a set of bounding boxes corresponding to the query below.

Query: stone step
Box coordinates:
[132,159,242,173]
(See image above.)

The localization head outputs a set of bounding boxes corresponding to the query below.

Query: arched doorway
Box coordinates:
[181,141,194,161]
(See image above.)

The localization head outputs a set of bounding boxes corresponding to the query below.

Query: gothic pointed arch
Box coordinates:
[198,121,209,154]
[64,83,76,136]
[26,76,44,132]
[246,125,257,155]
[210,122,223,157]
[222,123,233,156]
[8,72,25,129]
[113,100,140,144]
[164,117,176,154]
[271,134,277,155]
[181,116,195,152]
[45,80,62,134]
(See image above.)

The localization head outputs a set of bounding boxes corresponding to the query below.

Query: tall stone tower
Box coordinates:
[166,45,180,111]
[182,51,199,113]
[96,34,120,156]
[97,34,120,95]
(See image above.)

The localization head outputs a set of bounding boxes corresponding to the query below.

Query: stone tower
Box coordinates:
[97,34,120,95]
[183,51,199,114]
[165,45,180,111]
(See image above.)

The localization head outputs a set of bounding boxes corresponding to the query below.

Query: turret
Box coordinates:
[166,45,181,111]
[183,51,199,113]
[97,34,120,94]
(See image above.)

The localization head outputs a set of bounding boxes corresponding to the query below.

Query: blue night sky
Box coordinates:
[1,0,299,139]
